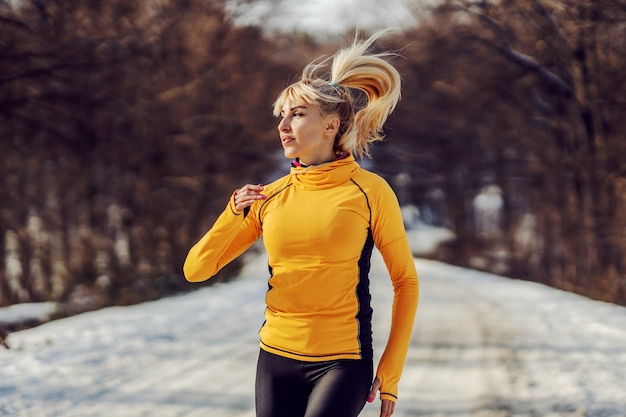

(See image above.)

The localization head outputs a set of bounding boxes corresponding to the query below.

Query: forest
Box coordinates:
[1,0,625,319]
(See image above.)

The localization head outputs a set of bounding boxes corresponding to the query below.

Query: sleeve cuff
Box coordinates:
[228,190,243,215]
[380,392,398,402]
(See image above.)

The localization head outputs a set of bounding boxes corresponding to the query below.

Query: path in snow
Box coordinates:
[1,249,625,417]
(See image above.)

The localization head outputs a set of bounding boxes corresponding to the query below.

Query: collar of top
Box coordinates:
[289,153,358,190]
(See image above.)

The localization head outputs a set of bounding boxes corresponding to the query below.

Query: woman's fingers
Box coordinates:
[380,399,395,417]
[367,377,381,403]
[235,184,266,211]
[368,378,395,417]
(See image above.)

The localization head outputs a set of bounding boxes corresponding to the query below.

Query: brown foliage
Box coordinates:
[0,0,292,310]
[381,0,626,304]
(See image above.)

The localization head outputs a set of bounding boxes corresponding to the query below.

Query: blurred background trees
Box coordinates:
[382,0,626,304]
[0,0,294,313]
[1,0,625,314]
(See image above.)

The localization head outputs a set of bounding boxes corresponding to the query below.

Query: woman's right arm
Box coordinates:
[183,184,266,282]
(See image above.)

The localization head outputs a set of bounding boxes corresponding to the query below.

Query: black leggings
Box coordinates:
[255,349,373,417]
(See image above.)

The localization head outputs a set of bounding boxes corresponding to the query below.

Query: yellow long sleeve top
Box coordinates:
[183,154,419,401]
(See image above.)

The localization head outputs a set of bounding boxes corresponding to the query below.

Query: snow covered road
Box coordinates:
[2,250,626,417]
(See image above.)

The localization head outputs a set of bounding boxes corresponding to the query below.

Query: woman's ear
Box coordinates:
[325,116,340,136]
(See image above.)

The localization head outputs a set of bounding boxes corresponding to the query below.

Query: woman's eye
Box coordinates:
[294,112,304,117]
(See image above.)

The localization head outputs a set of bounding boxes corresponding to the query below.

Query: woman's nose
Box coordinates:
[278,117,290,131]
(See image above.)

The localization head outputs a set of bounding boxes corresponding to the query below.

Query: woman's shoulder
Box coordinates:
[353,166,392,188]
[352,166,399,203]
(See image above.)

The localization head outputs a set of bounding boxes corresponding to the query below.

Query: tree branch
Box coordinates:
[476,36,573,97]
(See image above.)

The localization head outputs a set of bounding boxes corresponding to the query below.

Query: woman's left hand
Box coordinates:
[367,377,395,417]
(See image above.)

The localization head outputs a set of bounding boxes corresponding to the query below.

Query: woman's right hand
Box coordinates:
[234,184,266,212]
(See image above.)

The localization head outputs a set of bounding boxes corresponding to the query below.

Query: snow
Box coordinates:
[406,226,455,256]
[473,185,503,233]
[0,302,57,325]
[402,205,456,256]
[2,246,626,416]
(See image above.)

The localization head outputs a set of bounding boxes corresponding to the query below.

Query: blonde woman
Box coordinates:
[184,32,419,417]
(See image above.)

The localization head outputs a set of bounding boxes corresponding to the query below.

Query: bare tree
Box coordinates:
[381,0,626,304]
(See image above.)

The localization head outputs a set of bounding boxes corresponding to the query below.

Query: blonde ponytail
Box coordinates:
[330,32,401,157]
[273,31,402,158]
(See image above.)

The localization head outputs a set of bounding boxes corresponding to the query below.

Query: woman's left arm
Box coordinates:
[370,180,420,404]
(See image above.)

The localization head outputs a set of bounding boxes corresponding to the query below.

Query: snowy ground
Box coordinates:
[2,247,626,417]
[0,302,57,327]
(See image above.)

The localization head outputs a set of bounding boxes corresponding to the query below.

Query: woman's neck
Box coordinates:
[292,152,349,168]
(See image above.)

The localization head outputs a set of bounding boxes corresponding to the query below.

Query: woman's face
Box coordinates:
[278,100,337,166]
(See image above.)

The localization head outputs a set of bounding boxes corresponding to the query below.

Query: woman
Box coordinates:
[183,32,419,417]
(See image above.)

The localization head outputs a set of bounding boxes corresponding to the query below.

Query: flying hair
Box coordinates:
[273,31,402,158]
